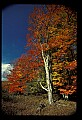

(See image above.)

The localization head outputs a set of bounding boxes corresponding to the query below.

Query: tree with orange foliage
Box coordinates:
[7,54,28,94]
[52,43,77,99]
[26,5,77,104]
[7,5,77,103]
[7,53,44,94]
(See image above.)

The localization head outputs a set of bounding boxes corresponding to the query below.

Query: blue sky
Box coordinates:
[2,4,36,64]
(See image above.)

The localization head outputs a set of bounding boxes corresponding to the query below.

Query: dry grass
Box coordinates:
[1,94,76,116]
[1,81,77,116]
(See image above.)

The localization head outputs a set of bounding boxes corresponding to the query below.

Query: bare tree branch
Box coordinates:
[40,81,48,92]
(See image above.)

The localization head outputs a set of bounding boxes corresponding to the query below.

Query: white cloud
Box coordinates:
[1,64,13,81]
[2,64,10,72]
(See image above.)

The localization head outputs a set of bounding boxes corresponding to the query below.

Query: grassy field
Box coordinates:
[1,81,77,116]
[1,94,76,116]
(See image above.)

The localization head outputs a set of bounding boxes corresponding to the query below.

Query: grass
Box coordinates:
[1,81,77,116]
[1,93,76,116]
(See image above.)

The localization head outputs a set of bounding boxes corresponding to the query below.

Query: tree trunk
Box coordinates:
[40,44,53,104]
[44,55,53,104]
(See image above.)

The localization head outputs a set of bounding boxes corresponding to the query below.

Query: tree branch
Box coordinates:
[40,43,46,62]
[40,81,48,92]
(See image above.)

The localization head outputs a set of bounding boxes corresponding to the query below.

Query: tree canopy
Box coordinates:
[6,4,77,103]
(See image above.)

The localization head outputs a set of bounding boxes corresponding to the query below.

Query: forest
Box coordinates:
[2,4,77,116]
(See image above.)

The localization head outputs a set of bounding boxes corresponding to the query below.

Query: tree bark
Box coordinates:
[44,55,53,104]
[40,43,53,104]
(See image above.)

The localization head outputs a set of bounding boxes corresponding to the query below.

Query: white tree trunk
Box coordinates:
[44,55,53,104]
[40,43,53,104]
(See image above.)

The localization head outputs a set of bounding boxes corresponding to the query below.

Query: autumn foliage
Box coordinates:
[6,53,44,94]
[6,5,77,98]
[26,5,77,96]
